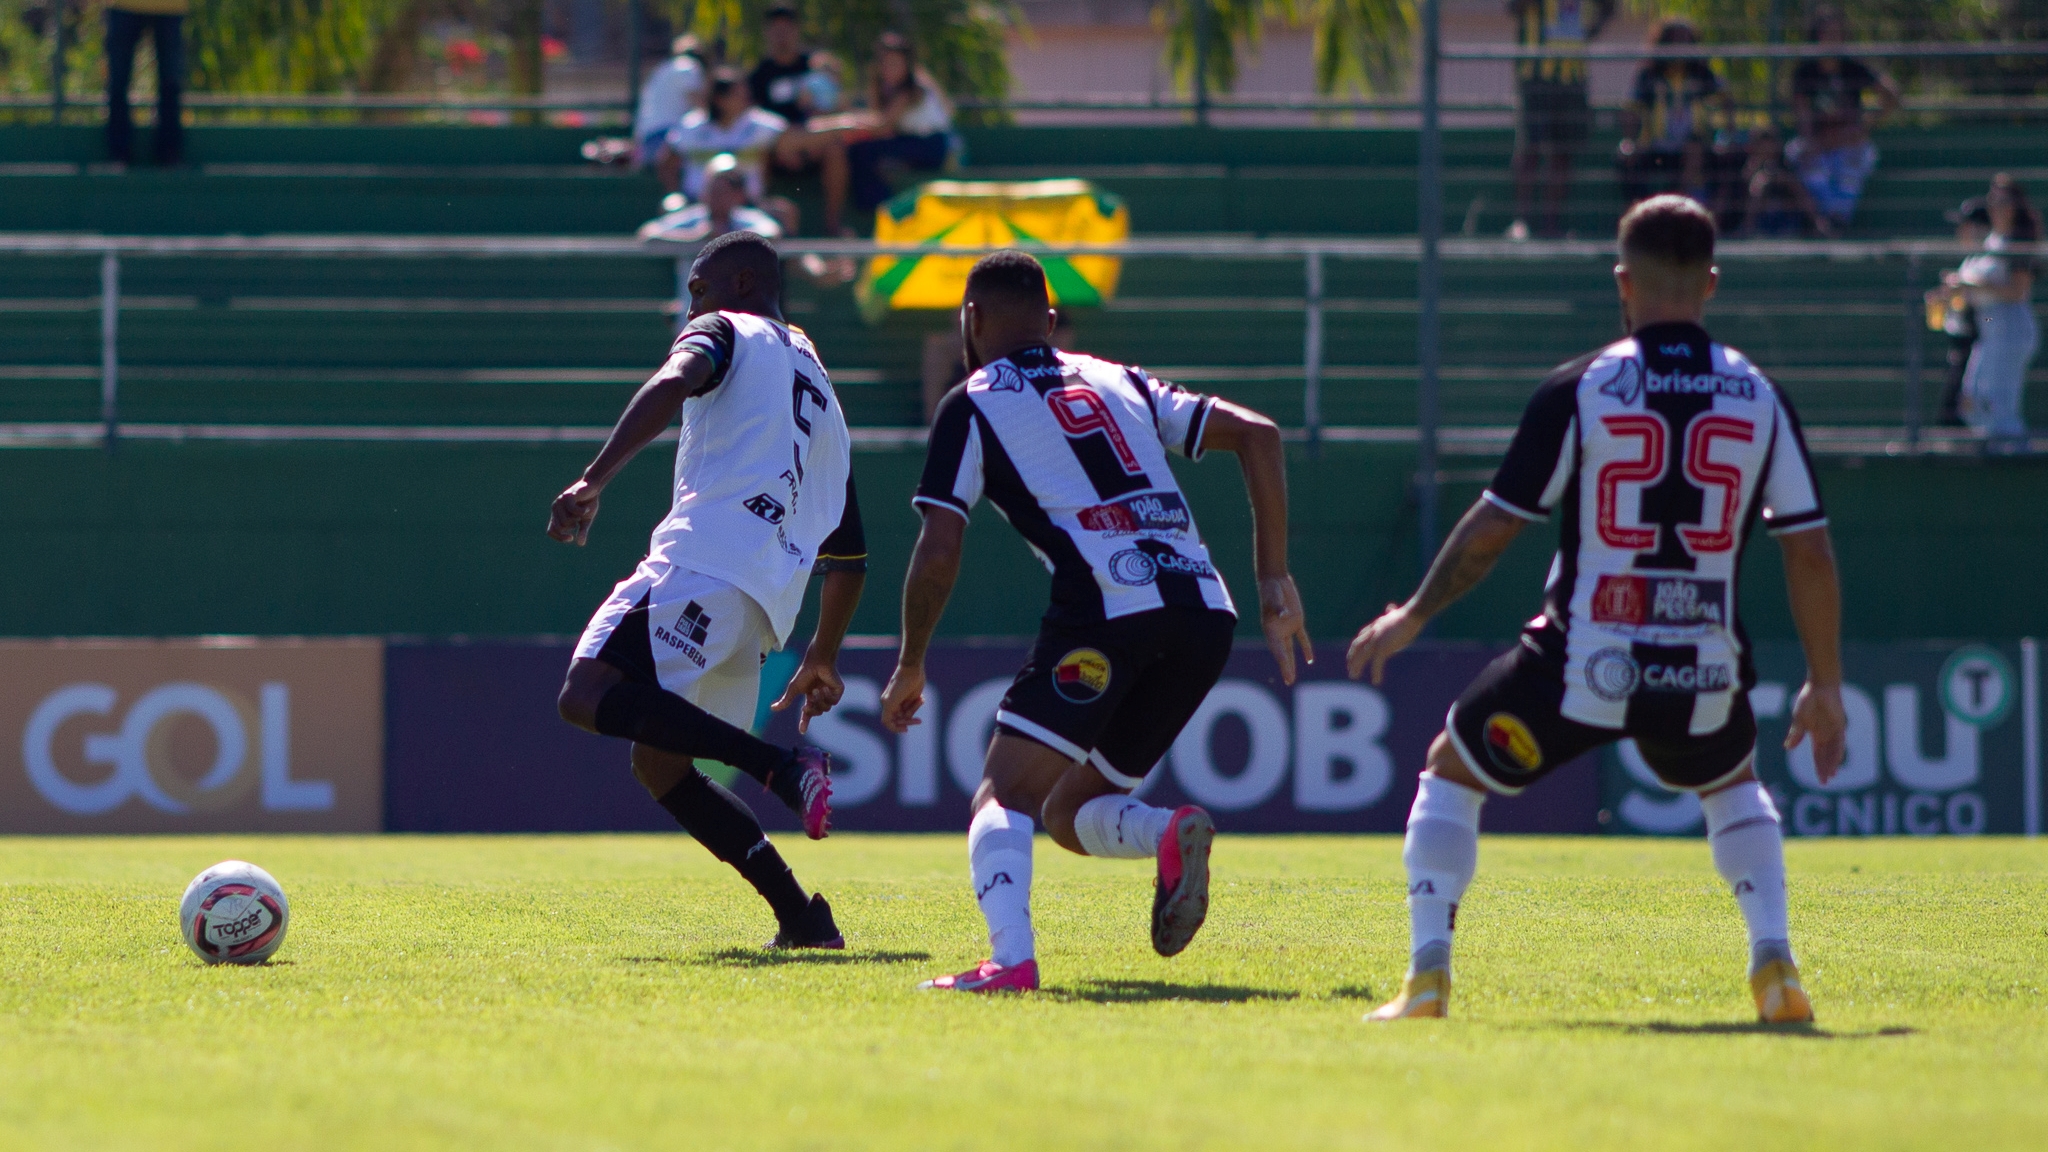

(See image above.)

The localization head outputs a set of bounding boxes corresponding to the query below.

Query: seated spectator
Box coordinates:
[638,154,788,246]
[1787,5,1899,234]
[753,5,853,236]
[1928,196,1993,426]
[658,68,788,206]
[632,35,708,168]
[1615,19,1729,208]
[1740,128,1829,238]
[1955,174,2040,452]
[844,32,956,218]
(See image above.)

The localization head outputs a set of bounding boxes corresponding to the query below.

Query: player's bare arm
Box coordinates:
[880,508,966,733]
[546,348,716,546]
[1346,500,1526,683]
[1777,525,1848,782]
[771,568,864,734]
[1198,399,1311,684]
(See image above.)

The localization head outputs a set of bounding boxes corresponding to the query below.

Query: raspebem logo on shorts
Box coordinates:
[1052,649,1111,703]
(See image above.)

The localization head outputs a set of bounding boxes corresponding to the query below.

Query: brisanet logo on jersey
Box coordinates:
[1604,641,2043,839]
[0,639,384,832]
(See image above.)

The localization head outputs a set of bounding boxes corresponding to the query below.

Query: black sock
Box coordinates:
[594,681,785,784]
[657,771,810,925]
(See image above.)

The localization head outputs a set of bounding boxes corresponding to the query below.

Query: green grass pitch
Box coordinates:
[2,834,2044,1150]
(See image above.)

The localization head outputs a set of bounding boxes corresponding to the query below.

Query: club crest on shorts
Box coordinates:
[1482,712,1542,774]
[1585,646,1641,702]
[1052,648,1111,703]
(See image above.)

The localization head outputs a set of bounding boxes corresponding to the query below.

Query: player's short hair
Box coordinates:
[693,230,782,295]
[964,250,1048,309]
[1619,195,1716,286]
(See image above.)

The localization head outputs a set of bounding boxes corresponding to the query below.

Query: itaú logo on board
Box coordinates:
[22,682,334,815]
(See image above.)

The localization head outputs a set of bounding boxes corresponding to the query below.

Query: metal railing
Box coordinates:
[0,231,2022,455]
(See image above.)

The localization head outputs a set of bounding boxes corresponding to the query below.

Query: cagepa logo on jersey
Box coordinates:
[1107,548,1215,586]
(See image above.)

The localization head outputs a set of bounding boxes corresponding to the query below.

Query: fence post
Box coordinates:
[625,0,643,123]
[51,1,66,121]
[1303,249,1324,453]
[1903,252,1924,449]
[101,251,120,450]
[1416,0,1444,573]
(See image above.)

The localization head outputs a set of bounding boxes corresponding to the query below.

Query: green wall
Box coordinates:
[6,441,2045,643]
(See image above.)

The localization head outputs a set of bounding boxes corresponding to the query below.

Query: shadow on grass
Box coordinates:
[1329,985,1379,1001]
[621,948,933,968]
[1045,979,1300,1004]
[1548,1020,1917,1040]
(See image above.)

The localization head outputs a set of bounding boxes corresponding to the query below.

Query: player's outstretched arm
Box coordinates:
[880,508,965,734]
[772,569,864,734]
[1346,499,1526,684]
[1778,526,1848,782]
[545,349,713,545]
[1198,399,1311,685]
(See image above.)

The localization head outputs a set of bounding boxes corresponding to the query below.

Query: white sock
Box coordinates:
[1701,782,1794,973]
[1403,774,1485,975]
[1071,794,1172,859]
[968,803,1035,967]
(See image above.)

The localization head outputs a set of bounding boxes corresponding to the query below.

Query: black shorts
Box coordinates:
[1446,642,1757,795]
[1516,79,1591,150]
[995,607,1236,787]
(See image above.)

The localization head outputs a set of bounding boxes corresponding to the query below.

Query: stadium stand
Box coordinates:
[1,122,2043,436]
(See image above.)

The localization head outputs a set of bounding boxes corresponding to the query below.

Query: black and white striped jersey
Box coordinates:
[915,343,1237,624]
[1485,321,1826,735]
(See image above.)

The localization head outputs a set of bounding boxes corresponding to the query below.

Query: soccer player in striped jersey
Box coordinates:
[1346,196,1847,1023]
[879,251,1312,992]
[549,231,865,949]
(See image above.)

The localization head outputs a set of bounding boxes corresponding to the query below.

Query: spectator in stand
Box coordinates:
[844,33,956,218]
[104,0,187,167]
[1615,19,1729,208]
[753,5,854,235]
[1929,196,1993,426]
[1954,174,2040,452]
[1788,5,1899,236]
[639,154,788,246]
[1506,0,1614,240]
[1739,127,1830,237]
[658,68,788,206]
[632,35,708,169]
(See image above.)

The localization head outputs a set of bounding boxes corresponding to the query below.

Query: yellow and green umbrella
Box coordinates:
[856,179,1129,320]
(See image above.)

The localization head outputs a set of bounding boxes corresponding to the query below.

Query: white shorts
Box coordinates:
[573,560,775,729]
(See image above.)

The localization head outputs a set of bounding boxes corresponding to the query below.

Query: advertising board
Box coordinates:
[0,638,384,833]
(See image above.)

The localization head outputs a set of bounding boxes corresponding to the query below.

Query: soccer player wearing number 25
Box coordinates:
[880,252,1312,992]
[550,232,868,950]
[1347,197,1848,1024]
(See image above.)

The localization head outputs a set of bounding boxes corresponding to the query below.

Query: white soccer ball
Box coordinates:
[179,860,290,965]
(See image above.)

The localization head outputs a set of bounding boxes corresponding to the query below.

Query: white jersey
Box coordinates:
[1484,321,1826,735]
[646,310,856,644]
[663,107,787,201]
[915,344,1235,623]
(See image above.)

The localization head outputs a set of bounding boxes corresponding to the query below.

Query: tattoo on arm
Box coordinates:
[1407,505,1522,620]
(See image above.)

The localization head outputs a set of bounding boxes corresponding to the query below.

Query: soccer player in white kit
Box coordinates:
[879,252,1312,992]
[551,232,865,949]
[1346,197,1848,1023]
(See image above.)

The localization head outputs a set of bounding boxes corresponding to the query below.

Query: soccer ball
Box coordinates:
[179,860,290,965]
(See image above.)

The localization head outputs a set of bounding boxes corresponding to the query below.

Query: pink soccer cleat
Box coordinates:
[1152,805,1215,957]
[767,745,833,840]
[917,958,1040,993]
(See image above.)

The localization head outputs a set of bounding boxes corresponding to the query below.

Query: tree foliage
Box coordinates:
[1626,0,2048,96]
[1155,0,1416,98]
